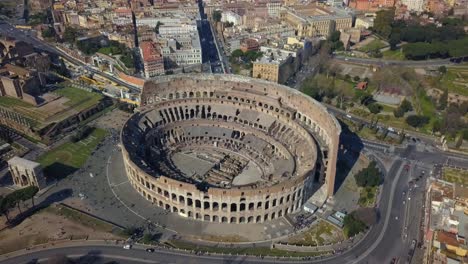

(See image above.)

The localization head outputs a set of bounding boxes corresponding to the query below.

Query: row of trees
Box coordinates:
[373,9,467,59]
[230,49,263,63]
[403,38,468,60]
[0,186,39,223]
[230,49,263,72]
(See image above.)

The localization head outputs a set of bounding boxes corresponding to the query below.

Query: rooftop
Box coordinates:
[140,41,163,63]
[8,156,41,170]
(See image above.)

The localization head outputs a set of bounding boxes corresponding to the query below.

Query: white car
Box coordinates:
[123,244,132,249]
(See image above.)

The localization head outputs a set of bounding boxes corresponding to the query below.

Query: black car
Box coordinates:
[146,248,155,253]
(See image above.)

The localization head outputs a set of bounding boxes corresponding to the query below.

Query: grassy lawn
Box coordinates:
[167,240,331,257]
[440,69,468,96]
[442,168,468,186]
[0,96,35,108]
[382,49,405,60]
[414,88,438,133]
[359,186,378,207]
[288,220,344,246]
[37,127,107,179]
[44,204,116,233]
[54,86,104,111]
[358,40,387,53]
[380,104,397,113]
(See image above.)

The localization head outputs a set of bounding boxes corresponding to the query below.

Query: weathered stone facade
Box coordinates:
[8,156,46,190]
[121,74,341,224]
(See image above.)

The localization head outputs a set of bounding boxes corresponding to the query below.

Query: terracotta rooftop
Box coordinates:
[436,230,460,247]
[140,41,163,63]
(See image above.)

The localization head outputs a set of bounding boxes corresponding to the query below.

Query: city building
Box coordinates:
[349,0,396,11]
[160,34,202,68]
[0,64,41,106]
[240,38,260,52]
[266,1,283,18]
[425,178,468,263]
[221,11,243,26]
[355,16,375,29]
[253,37,314,84]
[140,41,165,78]
[402,0,425,12]
[280,4,352,37]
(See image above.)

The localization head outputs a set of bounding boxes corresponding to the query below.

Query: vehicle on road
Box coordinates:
[123,244,132,249]
[146,248,155,252]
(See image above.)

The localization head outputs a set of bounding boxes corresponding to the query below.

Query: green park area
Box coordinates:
[287,220,344,246]
[0,86,103,128]
[440,68,468,97]
[54,85,104,111]
[382,49,405,60]
[167,240,331,257]
[442,168,468,186]
[37,127,107,179]
[0,96,34,108]
[358,39,387,53]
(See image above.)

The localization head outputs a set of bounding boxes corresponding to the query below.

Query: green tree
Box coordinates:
[353,76,360,82]
[121,226,139,237]
[455,133,463,148]
[367,103,382,114]
[438,66,447,74]
[231,49,244,58]
[405,115,430,128]
[63,27,78,44]
[212,10,222,22]
[393,107,405,118]
[354,161,382,187]
[343,213,367,238]
[400,99,413,112]
[42,27,56,38]
[432,119,442,133]
[330,31,341,42]
[389,33,400,50]
[0,195,15,223]
[463,129,468,141]
[373,8,395,39]
[22,186,39,207]
[141,233,162,244]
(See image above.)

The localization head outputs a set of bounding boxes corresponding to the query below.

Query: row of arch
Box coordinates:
[136,184,302,223]
[157,92,293,120]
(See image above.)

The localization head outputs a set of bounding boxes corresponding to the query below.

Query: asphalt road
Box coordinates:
[0,244,260,264]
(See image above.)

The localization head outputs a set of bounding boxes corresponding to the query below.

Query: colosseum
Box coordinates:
[121,74,341,224]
